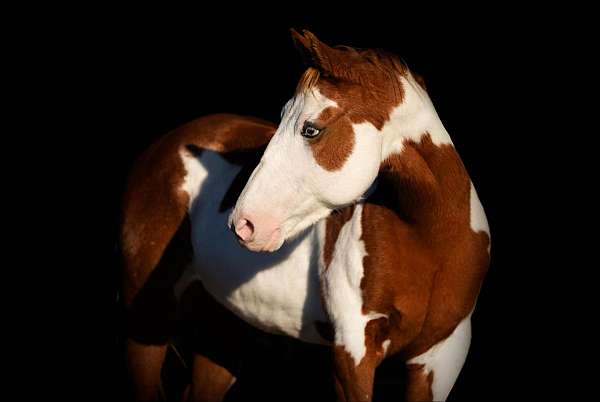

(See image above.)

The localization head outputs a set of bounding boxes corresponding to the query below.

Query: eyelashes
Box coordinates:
[301,121,322,138]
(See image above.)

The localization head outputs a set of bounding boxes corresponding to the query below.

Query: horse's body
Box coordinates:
[121,31,490,402]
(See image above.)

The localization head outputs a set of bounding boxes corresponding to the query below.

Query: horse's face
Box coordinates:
[230,30,404,252]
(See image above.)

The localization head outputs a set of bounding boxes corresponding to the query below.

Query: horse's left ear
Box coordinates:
[290,29,352,77]
[290,28,314,64]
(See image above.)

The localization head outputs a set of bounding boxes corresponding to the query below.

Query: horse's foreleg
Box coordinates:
[330,316,391,402]
[404,363,434,402]
[404,315,472,401]
[332,345,378,402]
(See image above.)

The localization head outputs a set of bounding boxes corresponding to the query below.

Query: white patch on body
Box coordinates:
[320,204,388,366]
[469,182,491,253]
[381,73,453,160]
[469,183,488,235]
[408,314,473,402]
[180,149,208,209]
[382,339,391,357]
[178,148,329,344]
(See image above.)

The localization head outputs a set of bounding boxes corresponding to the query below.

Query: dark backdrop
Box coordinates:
[65,10,559,402]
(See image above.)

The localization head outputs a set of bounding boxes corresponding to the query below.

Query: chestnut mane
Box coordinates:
[294,44,409,103]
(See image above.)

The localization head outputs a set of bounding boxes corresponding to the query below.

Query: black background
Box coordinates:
[44,8,571,402]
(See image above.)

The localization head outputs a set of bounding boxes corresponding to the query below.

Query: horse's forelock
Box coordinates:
[295,67,321,95]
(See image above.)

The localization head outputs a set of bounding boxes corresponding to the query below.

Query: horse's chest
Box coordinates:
[178,152,329,344]
[188,214,328,344]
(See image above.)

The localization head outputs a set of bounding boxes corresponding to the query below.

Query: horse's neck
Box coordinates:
[381,73,453,158]
[376,74,470,226]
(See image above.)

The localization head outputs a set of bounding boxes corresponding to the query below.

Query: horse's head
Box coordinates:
[230,30,416,252]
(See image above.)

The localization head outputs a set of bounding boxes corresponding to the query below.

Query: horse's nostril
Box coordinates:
[235,218,255,242]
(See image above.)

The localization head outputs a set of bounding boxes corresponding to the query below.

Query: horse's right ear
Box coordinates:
[290,28,313,63]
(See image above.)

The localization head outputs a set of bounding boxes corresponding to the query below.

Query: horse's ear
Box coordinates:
[290,29,345,77]
[290,28,313,63]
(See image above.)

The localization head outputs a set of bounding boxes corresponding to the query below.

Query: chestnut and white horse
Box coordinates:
[120,30,490,402]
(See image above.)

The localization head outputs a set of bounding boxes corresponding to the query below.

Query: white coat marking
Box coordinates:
[381,73,453,160]
[469,182,491,253]
[408,314,472,401]
[382,339,391,357]
[320,204,388,366]
[178,148,329,344]
[180,148,208,209]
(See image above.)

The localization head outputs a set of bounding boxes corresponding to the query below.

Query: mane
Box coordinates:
[296,46,410,102]
[341,46,409,82]
[357,47,408,101]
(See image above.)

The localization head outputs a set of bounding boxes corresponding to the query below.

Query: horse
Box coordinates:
[120,29,490,402]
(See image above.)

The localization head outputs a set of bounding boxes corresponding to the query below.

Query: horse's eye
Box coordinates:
[301,122,321,138]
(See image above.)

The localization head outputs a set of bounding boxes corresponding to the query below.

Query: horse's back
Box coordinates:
[172,113,276,154]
